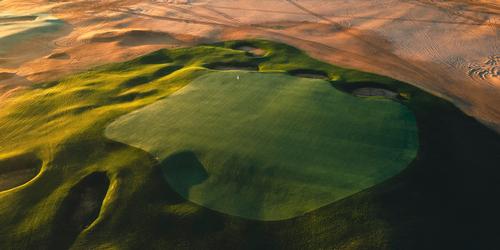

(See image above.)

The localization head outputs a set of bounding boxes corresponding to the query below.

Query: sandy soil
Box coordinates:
[0,152,42,192]
[0,168,39,192]
[0,0,498,132]
[234,45,267,56]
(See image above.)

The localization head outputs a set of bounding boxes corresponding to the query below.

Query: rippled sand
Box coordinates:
[0,0,498,131]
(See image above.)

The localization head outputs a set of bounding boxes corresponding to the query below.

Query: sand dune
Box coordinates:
[0,0,498,132]
[46,52,70,59]
[0,72,15,81]
[0,13,69,60]
[78,29,180,46]
[0,15,38,23]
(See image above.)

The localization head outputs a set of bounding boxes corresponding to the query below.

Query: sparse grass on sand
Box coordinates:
[0,40,499,249]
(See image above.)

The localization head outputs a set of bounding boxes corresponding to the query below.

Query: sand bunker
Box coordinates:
[353,87,399,98]
[0,152,42,192]
[233,45,267,57]
[63,172,109,230]
[204,62,259,71]
[51,172,110,249]
[106,71,418,220]
[288,69,329,80]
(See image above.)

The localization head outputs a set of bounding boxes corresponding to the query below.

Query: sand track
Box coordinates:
[288,69,329,79]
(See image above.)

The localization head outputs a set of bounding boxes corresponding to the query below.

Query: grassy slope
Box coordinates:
[105,71,418,221]
[0,40,498,249]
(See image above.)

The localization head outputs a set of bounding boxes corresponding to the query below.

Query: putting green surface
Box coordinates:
[105,71,418,220]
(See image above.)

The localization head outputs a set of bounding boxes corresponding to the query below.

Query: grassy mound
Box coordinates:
[0,40,498,249]
[105,71,417,220]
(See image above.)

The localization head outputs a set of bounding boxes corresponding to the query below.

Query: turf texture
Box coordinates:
[105,71,417,220]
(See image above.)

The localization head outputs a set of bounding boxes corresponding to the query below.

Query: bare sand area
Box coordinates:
[0,0,498,131]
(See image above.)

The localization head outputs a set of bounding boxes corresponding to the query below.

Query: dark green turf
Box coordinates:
[105,71,417,220]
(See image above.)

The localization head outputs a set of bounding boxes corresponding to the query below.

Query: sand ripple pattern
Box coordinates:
[467,55,499,80]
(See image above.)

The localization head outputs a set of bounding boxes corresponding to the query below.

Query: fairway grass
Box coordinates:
[105,71,418,220]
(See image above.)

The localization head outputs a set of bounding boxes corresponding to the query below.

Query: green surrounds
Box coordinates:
[105,71,418,220]
[0,39,498,249]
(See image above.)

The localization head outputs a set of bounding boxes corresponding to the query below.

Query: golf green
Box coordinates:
[105,71,418,220]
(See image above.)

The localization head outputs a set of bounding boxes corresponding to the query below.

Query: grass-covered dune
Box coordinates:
[0,40,499,249]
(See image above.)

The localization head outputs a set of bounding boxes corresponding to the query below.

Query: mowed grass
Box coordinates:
[105,71,417,220]
[0,39,498,249]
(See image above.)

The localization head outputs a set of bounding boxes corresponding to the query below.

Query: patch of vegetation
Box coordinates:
[106,71,418,220]
[0,39,498,249]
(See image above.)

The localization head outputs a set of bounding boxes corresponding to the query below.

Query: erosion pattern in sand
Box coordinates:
[105,71,418,220]
[0,11,69,64]
[0,0,498,132]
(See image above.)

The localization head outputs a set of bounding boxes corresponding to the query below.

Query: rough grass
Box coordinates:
[105,71,418,220]
[0,39,498,249]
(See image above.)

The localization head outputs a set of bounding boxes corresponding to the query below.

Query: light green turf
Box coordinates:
[105,71,418,221]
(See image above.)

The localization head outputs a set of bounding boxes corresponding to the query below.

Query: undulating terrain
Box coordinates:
[0,40,499,249]
[0,0,498,131]
[0,0,499,249]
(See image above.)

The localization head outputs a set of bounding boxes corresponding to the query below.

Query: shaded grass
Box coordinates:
[50,172,109,250]
[287,69,329,79]
[0,39,498,249]
[0,152,42,192]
